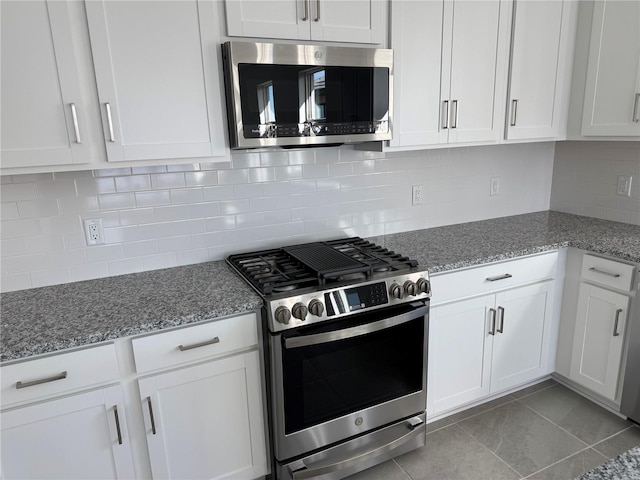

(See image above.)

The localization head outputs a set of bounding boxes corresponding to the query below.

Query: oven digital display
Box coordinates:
[345,282,388,311]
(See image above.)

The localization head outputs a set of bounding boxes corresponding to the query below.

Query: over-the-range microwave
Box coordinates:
[221,41,393,149]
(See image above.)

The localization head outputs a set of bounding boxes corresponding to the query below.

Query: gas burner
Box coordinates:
[337,272,367,282]
[273,284,298,292]
[373,266,392,272]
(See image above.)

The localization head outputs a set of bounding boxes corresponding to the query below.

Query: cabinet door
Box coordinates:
[491,281,554,393]
[1,385,135,479]
[86,0,226,162]
[570,283,630,401]
[429,296,493,415]
[581,0,640,136]
[139,351,268,480]
[390,0,445,147]
[506,0,565,140]
[0,1,90,168]
[309,0,384,43]
[225,0,310,40]
[444,0,509,144]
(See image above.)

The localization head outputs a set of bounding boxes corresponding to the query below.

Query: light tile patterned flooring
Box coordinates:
[348,380,640,480]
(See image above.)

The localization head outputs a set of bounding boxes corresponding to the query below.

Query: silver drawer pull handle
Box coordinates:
[302,0,308,21]
[113,406,123,445]
[178,336,220,351]
[588,267,621,278]
[105,102,115,142]
[70,103,82,143]
[613,309,623,337]
[16,371,68,389]
[489,308,497,335]
[497,306,505,333]
[510,99,518,126]
[315,0,320,21]
[451,100,458,128]
[147,397,157,435]
[442,100,449,129]
[633,93,640,123]
[486,273,513,282]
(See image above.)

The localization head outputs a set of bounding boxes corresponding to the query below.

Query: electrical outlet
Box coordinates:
[412,185,424,205]
[617,175,632,196]
[83,218,104,246]
[490,177,501,196]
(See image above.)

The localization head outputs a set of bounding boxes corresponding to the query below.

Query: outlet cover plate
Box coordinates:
[617,175,632,196]
[490,177,501,196]
[412,185,424,205]
[83,218,104,246]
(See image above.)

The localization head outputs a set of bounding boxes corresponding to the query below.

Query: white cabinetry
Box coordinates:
[86,0,226,162]
[505,0,577,140]
[428,253,558,416]
[225,0,384,44]
[0,344,135,479]
[581,0,640,137]
[391,0,510,148]
[568,254,635,401]
[132,313,268,480]
[0,1,90,169]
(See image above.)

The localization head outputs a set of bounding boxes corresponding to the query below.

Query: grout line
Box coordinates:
[517,400,590,448]
[391,458,412,480]
[590,425,636,457]
[522,445,597,479]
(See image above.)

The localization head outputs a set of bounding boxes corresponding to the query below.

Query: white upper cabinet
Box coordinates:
[225,0,385,44]
[506,0,577,140]
[581,0,640,137]
[391,0,510,148]
[85,0,226,162]
[0,1,90,169]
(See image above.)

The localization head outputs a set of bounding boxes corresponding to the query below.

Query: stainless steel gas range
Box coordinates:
[227,237,431,480]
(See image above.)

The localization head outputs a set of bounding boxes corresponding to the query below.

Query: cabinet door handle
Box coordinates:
[105,102,115,142]
[486,273,512,282]
[178,336,220,351]
[510,99,518,127]
[451,100,458,128]
[70,103,82,143]
[113,406,123,445]
[588,267,621,278]
[16,371,67,389]
[442,100,449,129]
[147,397,157,435]
[315,0,320,21]
[633,93,640,123]
[497,306,505,333]
[613,309,623,337]
[302,0,309,21]
[489,308,497,335]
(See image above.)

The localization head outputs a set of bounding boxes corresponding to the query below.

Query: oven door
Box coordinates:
[269,301,428,462]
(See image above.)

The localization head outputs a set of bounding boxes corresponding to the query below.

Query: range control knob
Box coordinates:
[292,302,308,321]
[274,306,292,324]
[389,283,403,299]
[404,280,419,297]
[308,299,324,317]
[417,277,431,295]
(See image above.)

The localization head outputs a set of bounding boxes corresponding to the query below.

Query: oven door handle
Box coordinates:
[289,416,425,479]
[283,303,428,349]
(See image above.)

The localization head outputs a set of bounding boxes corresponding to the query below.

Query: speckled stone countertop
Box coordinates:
[577,445,640,479]
[2,211,639,362]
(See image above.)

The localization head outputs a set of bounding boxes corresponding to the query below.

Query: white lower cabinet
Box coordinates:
[429,277,555,416]
[138,351,268,480]
[1,384,135,479]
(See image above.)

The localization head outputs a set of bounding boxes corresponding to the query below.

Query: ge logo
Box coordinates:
[314,51,323,61]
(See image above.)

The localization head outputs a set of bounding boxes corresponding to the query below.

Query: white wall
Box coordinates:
[0,142,555,293]
[550,141,640,225]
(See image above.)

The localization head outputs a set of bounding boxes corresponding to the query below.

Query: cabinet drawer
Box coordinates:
[430,252,558,305]
[132,313,258,374]
[1,343,119,408]
[581,254,635,291]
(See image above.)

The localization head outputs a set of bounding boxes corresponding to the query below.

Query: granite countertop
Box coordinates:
[2,211,639,362]
[577,445,640,480]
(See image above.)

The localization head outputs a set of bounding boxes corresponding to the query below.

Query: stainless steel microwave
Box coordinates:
[221,42,393,149]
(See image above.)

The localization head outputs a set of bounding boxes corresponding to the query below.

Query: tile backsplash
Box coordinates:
[1,143,555,292]
[550,141,640,225]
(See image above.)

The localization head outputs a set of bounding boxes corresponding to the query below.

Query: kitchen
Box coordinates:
[1,0,639,479]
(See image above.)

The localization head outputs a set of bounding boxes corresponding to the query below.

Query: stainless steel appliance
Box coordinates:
[227,238,430,480]
[221,42,393,149]
[620,268,640,424]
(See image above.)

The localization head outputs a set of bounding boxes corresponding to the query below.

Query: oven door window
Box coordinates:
[281,307,425,434]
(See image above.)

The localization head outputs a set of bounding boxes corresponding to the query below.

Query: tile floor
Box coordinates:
[348,380,640,480]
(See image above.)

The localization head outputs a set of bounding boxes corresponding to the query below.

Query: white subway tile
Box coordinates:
[1,202,19,220]
[235,212,265,228]
[86,244,124,262]
[64,231,88,249]
[1,183,37,202]
[328,162,353,177]
[47,248,88,267]
[103,225,140,243]
[1,273,32,292]
[275,166,303,181]
[289,180,317,194]
[191,232,221,248]
[53,170,93,180]
[17,199,60,219]
[201,160,231,170]
[151,173,186,189]
[108,257,144,276]
[260,151,289,166]
[123,239,158,258]
[1,176,12,184]
[250,196,279,212]
[252,222,305,240]
[263,210,291,224]
[94,167,132,177]
[131,166,167,175]
[262,182,291,197]
[220,199,251,215]
[120,208,155,226]
[100,193,136,210]
[69,262,108,282]
[249,167,276,183]
[203,185,235,201]
[59,196,99,214]
[205,216,236,231]
[157,236,192,253]
[234,183,264,199]
[288,150,315,165]
[232,153,261,168]
[30,268,71,288]
[36,180,77,199]
[304,219,328,233]
[189,202,221,219]
[170,188,204,204]
[4,253,48,274]
[24,235,65,253]
[176,248,211,266]
[218,169,249,185]
[135,190,171,207]
[1,218,42,238]
[302,164,329,179]
[142,252,177,270]
[115,175,151,192]
[76,178,116,196]
[328,215,352,229]
[316,178,340,190]
[185,171,218,187]
[167,164,201,172]
[11,173,54,183]
[1,238,26,256]
[82,211,120,228]
[154,204,192,222]
[315,148,340,164]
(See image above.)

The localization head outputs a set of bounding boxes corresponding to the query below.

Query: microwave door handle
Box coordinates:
[283,304,428,349]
